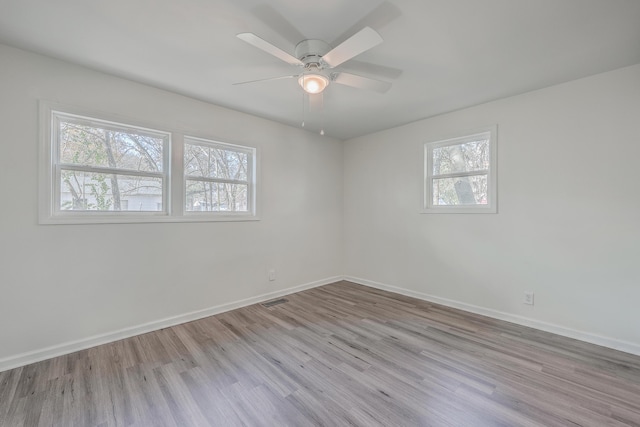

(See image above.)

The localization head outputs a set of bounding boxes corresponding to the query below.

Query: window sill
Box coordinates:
[420,207,497,214]
[39,213,260,225]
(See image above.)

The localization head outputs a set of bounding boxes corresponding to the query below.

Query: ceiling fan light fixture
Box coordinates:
[298,74,329,94]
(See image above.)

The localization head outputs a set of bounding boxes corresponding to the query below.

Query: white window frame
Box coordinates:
[183,136,257,217]
[422,126,497,214]
[39,102,259,224]
[48,110,171,219]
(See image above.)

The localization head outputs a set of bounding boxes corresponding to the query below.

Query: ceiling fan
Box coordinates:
[235,27,392,95]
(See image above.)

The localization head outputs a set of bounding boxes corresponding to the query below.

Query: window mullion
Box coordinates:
[432,170,489,180]
[184,176,248,185]
[172,133,184,216]
[59,164,165,179]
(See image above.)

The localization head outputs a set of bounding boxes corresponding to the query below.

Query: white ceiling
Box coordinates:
[1,0,639,140]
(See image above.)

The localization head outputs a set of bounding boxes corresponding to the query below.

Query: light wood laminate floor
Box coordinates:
[1,281,640,426]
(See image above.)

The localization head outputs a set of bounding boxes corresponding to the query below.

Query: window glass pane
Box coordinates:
[432,175,488,206]
[59,119,165,172]
[185,180,248,212]
[184,143,248,181]
[60,170,163,211]
[433,139,489,175]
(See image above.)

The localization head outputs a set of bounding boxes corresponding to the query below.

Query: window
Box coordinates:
[52,112,169,214]
[40,103,258,223]
[423,127,497,213]
[184,137,255,214]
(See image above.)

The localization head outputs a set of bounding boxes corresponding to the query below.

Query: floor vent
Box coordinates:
[262,298,288,308]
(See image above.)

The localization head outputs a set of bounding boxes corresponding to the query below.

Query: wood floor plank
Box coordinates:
[2,280,640,426]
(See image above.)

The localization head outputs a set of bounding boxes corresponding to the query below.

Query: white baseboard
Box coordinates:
[0,276,342,373]
[3,275,638,373]
[344,276,640,357]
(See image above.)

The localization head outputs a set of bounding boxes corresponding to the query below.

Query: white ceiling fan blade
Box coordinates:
[237,33,303,66]
[322,27,383,68]
[233,75,297,86]
[332,72,392,93]
[251,5,306,46]
[341,60,403,79]
[332,1,402,47]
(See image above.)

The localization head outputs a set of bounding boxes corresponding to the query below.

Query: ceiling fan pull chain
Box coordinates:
[320,92,325,136]
[301,76,306,127]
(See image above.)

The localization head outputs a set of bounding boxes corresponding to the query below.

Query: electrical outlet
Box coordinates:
[268,269,276,281]
[524,291,534,305]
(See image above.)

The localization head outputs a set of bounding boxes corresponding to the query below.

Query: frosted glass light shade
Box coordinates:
[298,74,329,94]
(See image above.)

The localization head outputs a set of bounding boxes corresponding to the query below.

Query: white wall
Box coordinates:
[344,64,640,353]
[1,42,638,370]
[0,44,343,367]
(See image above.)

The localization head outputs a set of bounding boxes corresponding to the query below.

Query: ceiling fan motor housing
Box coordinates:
[295,39,331,67]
